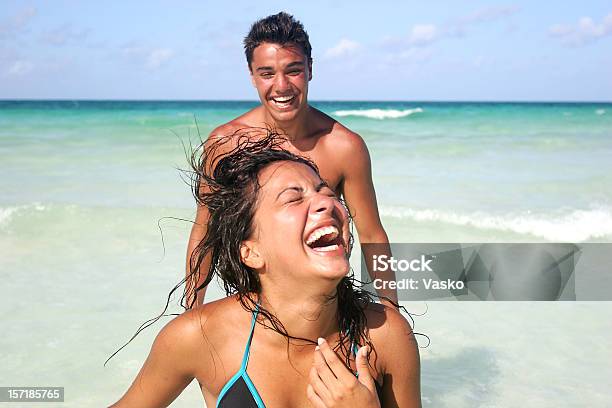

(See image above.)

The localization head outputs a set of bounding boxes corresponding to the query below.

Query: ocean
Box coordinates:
[1,100,611,406]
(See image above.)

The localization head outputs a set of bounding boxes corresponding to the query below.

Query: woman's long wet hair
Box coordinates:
[185,128,378,365]
[105,128,423,368]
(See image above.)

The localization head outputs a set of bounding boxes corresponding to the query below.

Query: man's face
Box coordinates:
[249,42,312,123]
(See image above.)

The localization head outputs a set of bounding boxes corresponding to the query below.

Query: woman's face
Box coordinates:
[243,161,350,283]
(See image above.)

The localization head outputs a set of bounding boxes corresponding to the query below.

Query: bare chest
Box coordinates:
[283,143,344,195]
[199,345,320,408]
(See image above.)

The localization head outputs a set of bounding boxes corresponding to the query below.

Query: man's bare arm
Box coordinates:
[185,204,210,307]
[185,129,237,308]
[337,132,399,305]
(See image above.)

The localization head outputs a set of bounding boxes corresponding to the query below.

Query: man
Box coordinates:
[186,12,397,306]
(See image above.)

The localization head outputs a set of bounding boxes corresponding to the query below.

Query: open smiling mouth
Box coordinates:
[305,225,344,253]
[270,95,296,109]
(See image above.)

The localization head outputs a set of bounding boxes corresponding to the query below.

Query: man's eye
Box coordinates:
[287,70,301,76]
[261,72,273,78]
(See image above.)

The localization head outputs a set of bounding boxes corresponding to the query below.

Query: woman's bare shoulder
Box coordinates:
[365,302,414,333]
[364,302,419,374]
[161,296,243,353]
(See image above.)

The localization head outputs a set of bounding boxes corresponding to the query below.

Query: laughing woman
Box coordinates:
[111,134,421,408]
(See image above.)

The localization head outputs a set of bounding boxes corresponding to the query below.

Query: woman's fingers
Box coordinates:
[309,366,333,404]
[313,344,339,387]
[356,346,375,391]
[316,337,357,386]
[308,340,380,408]
[306,383,327,408]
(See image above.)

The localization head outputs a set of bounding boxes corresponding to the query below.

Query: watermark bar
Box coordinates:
[361,243,612,301]
[0,387,64,402]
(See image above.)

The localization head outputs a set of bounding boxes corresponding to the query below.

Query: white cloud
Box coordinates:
[41,24,90,46]
[407,24,440,46]
[383,5,520,52]
[456,5,520,26]
[6,60,33,76]
[383,48,433,65]
[119,43,175,69]
[0,6,37,39]
[324,39,361,59]
[121,43,144,58]
[145,48,174,69]
[549,13,612,46]
[549,24,573,37]
[448,5,520,37]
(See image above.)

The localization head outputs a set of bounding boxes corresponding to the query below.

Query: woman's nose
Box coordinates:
[312,193,335,214]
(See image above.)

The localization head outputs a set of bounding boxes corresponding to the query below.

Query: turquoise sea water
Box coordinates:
[1,100,611,407]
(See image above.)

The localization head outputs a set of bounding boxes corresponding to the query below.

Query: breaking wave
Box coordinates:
[333,108,423,120]
[380,206,612,242]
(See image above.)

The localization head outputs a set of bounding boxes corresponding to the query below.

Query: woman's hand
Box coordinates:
[307,337,381,408]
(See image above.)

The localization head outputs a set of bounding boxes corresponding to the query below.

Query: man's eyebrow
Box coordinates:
[286,61,305,68]
[256,61,305,72]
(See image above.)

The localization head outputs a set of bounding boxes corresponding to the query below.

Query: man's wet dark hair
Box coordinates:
[243,12,312,70]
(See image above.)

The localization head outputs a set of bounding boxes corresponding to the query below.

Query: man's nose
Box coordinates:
[274,73,289,90]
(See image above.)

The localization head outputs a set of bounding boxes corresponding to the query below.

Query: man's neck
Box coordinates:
[262,104,313,141]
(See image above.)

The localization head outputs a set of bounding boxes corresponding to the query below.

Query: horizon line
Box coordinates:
[1,98,611,104]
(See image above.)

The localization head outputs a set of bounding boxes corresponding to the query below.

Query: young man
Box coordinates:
[186,12,397,306]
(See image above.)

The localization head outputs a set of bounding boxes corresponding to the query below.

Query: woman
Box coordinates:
[111,133,421,407]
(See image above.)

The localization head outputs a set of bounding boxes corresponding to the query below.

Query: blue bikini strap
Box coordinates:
[240,302,260,370]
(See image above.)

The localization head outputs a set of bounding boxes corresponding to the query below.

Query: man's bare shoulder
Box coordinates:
[208,107,266,140]
[310,108,368,155]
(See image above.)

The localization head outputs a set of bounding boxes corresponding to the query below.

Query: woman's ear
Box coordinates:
[240,241,264,269]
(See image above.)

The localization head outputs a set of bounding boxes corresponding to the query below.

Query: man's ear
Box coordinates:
[308,59,313,81]
[240,241,264,269]
[249,66,257,87]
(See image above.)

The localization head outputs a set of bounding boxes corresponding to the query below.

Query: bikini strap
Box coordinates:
[240,302,260,370]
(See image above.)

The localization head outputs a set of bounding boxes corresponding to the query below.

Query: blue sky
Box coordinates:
[1,1,611,101]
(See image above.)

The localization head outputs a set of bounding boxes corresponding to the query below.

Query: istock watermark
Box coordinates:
[361,243,612,301]
[372,254,434,272]
[372,254,465,291]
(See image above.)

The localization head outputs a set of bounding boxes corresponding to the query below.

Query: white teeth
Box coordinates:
[312,244,339,252]
[272,95,294,103]
[306,226,339,246]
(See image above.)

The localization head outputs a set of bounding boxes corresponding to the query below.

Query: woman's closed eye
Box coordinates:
[285,194,303,204]
[278,187,303,204]
[318,186,337,199]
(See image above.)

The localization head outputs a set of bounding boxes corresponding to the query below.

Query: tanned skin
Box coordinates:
[186,42,397,306]
[114,160,419,406]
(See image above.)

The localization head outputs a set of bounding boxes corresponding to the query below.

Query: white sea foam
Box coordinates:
[0,206,20,226]
[380,206,612,242]
[0,203,47,227]
[333,108,423,119]
[595,109,606,115]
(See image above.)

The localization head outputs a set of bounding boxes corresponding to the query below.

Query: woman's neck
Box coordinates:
[256,286,340,346]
